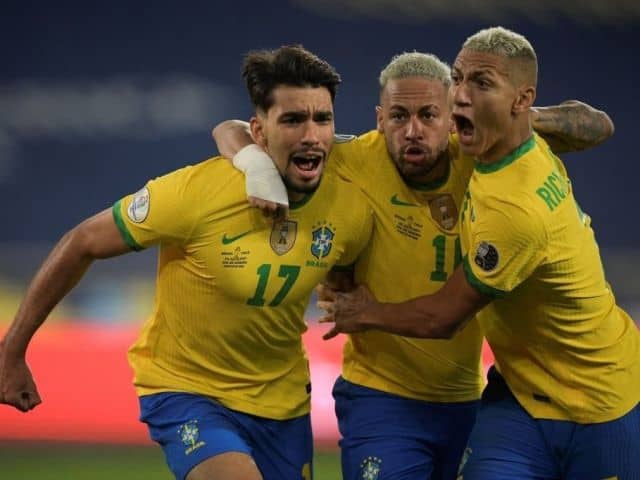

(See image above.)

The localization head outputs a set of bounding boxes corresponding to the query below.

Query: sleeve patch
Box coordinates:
[333,134,356,144]
[127,187,150,223]
[474,241,499,272]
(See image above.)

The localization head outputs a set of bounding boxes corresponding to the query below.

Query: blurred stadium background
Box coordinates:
[1,1,638,478]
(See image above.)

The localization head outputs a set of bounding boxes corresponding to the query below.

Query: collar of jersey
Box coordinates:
[474,135,535,174]
[289,192,313,209]
[405,155,451,191]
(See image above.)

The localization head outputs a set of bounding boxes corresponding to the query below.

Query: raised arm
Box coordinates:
[212,119,288,218]
[531,100,614,154]
[0,209,131,412]
[212,120,253,159]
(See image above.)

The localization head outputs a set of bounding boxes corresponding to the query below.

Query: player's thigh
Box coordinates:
[429,399,479,480]
[243,413,314,480]
[187,451,262,480]
[334,377,437,480]
[139,392,256,480]
[563,402,640,480]
[459,383,558,479]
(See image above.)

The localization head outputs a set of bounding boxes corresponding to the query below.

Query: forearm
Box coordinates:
[3,231,94,356]
[3,211,129,357]
[212,120,253,158]
[363,296,464,339]
[531,100,614,153]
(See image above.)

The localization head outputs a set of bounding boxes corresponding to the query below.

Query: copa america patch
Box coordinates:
[333,133,356,143]
[474,241,499,272]
[127,187,150,223]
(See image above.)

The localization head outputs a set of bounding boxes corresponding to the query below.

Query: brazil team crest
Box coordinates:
[177,419,206,455]
[270,220,297,255]
[311,222,334,259]
[428,194,458,230]
[359,456,382,480]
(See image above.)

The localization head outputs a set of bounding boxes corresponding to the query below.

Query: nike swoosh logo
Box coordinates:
[222,229,254,245]
[390,194,420,207]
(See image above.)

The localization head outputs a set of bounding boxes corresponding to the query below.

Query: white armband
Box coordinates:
[232,144,288,207]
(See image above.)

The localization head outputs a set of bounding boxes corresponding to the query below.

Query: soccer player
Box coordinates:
[318,27,640,479]
[213,52,614,479]
[0,45,373,480]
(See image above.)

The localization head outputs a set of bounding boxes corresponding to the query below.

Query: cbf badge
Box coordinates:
[311,222,334,259]
[428,194,458,230]
[359,456,382,480]
[177,419,206,455]
[270,220,297,255]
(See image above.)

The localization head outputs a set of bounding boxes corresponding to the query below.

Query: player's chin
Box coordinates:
[289,161,325,185]
[284,171,324,195]
[399,162,433,180]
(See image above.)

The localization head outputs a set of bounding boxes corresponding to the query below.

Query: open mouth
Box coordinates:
[453,113,474,143]
[291,151,324,178]
[402,145,427,163]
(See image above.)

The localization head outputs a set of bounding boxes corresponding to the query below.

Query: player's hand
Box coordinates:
[317,284,376,340]
[248,196,289,222]
[234,145,290,221]
[0,342,42,412]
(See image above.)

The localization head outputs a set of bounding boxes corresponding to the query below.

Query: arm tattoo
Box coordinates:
[531,100,614,154]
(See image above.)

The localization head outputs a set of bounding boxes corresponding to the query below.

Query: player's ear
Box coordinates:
[250,115,267,149]
[513,85,536,115]
[375,105,384,133]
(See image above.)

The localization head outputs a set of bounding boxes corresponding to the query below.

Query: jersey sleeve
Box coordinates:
[463,202,547,297]
[329,134,369,189]
[112,166,199,250]
[334,186,373,269]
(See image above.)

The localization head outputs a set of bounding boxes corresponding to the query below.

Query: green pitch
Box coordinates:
[0,442,342,479]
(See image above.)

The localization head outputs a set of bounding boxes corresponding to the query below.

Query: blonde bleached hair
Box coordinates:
[379,52,451,90]
[462,26,538,84]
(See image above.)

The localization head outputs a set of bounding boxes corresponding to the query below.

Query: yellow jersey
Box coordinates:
[113,158,372,420]
[329,130,484,402]
[460,134,640,422]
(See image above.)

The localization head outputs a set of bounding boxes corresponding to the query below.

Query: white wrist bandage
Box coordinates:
[232,144,288,207]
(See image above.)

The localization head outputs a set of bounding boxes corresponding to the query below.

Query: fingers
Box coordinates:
[3,389,41,412]
[316,301,336,315]
[248,196,279,214]
[317,313,334,324]
[271,204,289,222]
[247,198,290,222]
[315,284,337,302]
[322,326,340,341]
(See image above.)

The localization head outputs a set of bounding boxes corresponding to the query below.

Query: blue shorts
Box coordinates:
[333,376,479,480]
[460,366,640,480]
[139,392,313,480]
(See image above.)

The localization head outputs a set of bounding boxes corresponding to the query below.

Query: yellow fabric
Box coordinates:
[113,158,372,419]
[460,134,640,422]
[329,130,485,402]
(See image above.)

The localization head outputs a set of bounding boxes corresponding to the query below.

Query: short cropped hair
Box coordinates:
[379,52,451,91]
[462,26,538,84]
[243,45,341,113]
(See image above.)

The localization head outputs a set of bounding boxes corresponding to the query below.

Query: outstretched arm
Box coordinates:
[531,100,614,154]
[318,265,491,340]
[0,209,131,412]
